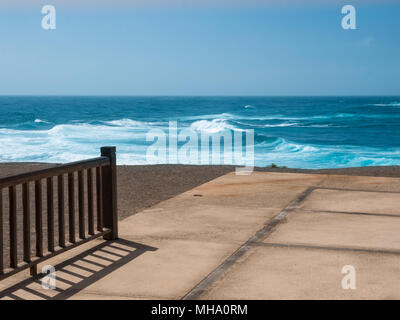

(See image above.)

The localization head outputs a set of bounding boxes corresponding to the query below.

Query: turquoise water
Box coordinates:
[0,96,400,168]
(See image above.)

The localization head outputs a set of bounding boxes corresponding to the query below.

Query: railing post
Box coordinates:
[100,146,118,240]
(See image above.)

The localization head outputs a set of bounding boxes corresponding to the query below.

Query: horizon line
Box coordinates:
[0,94,399,98]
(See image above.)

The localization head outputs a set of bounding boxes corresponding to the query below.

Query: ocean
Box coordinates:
[0,96,399,169]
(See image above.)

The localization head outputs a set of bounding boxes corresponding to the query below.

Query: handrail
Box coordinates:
[0,157,110,189]
[0,146,118,281]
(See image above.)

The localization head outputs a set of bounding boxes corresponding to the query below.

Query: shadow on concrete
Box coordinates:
[0,238,157,300]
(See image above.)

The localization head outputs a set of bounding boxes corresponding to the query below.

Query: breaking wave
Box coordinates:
[1,96,400,168]
[189,119,243,133]
[370,102,400,107]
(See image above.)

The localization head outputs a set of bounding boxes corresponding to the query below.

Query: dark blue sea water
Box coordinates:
[0,96,399,168]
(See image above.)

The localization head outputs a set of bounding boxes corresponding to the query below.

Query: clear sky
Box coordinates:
[0,0,399,95]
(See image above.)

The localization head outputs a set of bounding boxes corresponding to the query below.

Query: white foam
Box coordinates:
[370,102,400,107]
[34,119,50,124]
[0,121,150,164]
[103,118,165,128]
[1,117,400,168]
[183,112,356,122]
[189,119,242,133]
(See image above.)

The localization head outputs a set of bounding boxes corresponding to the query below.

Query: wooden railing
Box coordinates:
[0,146,118,280]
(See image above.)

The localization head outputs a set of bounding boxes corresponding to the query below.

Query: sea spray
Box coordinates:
[146,121,254,173]
[0,96,400,168]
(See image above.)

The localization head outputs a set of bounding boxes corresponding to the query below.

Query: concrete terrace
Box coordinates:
[1,171,400,299]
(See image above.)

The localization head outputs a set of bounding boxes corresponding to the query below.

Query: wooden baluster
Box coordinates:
[68,173,75,243]
[58,175,66,247]
[22,183,31,263]
[78,171,85,239]
[87,168,94,235]
[96,167,103,231]
[9,186,17,268]
[47,177,54,252]
[35,180,43,257]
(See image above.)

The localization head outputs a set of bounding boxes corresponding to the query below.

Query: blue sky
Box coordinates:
[0,0,399,95]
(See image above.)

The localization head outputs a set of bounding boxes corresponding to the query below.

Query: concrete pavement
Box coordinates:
[2,172,400,299]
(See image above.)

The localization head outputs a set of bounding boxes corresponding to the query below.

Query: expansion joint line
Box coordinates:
[252,242,400,256]
[182,184,317,300]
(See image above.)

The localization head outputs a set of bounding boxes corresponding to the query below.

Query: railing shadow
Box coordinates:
[0,238,157,300]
